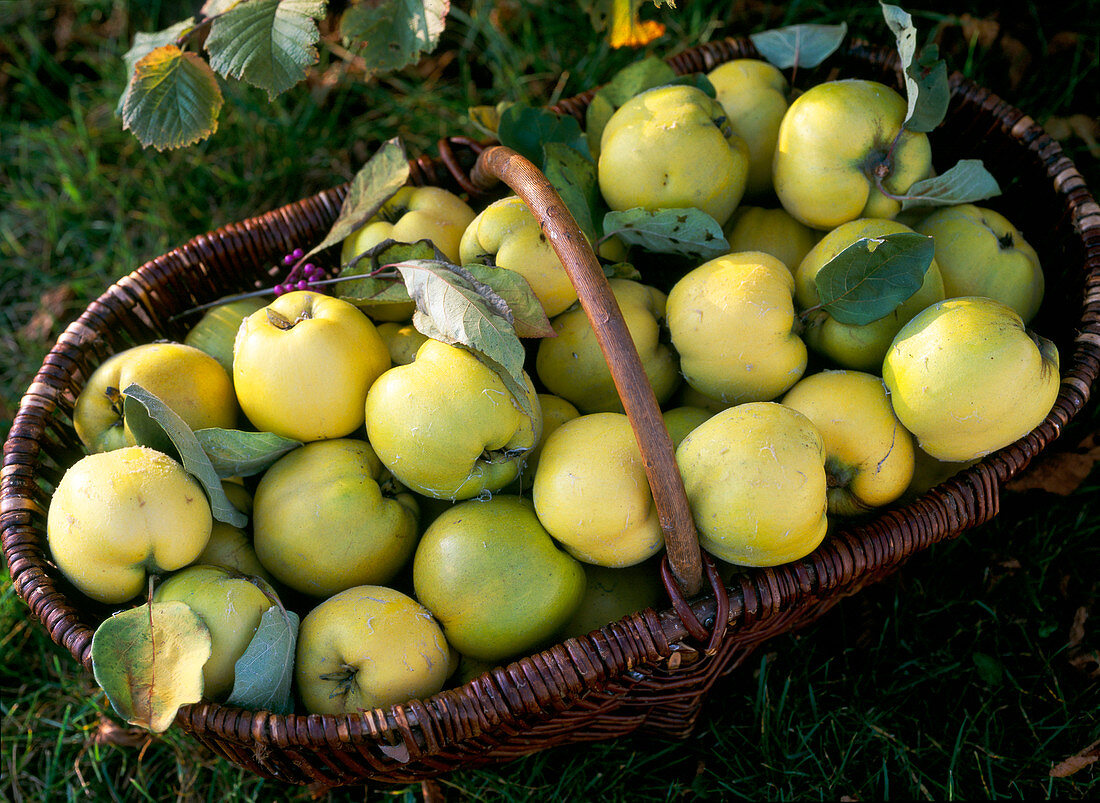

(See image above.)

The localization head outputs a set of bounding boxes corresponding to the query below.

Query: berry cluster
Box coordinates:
[273,248,327,295]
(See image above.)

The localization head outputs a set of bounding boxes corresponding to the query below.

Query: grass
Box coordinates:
[2,0,1099,800]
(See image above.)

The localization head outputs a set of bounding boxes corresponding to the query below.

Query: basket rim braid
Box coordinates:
[4,37,1099,786]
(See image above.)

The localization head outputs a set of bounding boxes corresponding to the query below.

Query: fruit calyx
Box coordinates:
[480,446,527,464]
[319,663,359,701]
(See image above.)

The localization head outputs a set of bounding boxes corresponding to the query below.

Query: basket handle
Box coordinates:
[469,145,704,598]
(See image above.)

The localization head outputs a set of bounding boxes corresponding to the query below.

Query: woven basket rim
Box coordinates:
[3,36,1099,784]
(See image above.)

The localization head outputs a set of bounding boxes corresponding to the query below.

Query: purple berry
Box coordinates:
[297,280,309,290]
[273,284,286,296]
[292,248,304,260]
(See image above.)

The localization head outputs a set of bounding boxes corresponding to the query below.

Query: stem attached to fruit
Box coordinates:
[105,385,125,423]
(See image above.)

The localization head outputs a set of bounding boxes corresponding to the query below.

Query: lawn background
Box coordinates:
[2,1,1098,800]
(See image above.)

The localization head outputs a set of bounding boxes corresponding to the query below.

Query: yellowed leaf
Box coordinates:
[91,601,212,733]
[609,0,666,49]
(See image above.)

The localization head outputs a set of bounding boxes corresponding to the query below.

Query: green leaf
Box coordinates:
[602,261,643,281]
[338,277,415,309]
[749,23,848,69]
[814,232,935,325]
[668,72,718,98]
[394,260,534,417]
[899,159,1002,210]
[584,57,717,156]
[339,0,450,74]
[337,238,433,313]
[972,652,1004,686]
[467,102,511,138]
[602,207,729,259]
[598,57,678,106]
[201,0,242,14]
[193,428,302,477]
[117,19,198,116]
[344,236,442,273]
[121,44,224,151]
[497,104,590,170]
[226,605,299,715]
[542,142,600,244]
[880,2,948,132]
[300,138,410,264]
[463,264,556,338]
[91,601,212,733]
[206,0,325,99]
[122,384,248,528]
[904,44,949,132]
[585,92,617,159]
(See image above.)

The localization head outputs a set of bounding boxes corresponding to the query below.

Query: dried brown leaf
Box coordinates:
[1049,740,1100,778]
[19,284,76,342]
[92,716,151,749]
[1068,605,1088,650]
[1067,650,1100,679]
[1046,113,1100,158]
[1005,431,1100,495]
[1000,33,1033,89]
[958,14,999,49]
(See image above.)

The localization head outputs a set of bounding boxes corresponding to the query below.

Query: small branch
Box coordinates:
[170,269,402,321]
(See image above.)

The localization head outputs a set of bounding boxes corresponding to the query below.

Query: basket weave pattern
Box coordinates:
[3,38,1098,786]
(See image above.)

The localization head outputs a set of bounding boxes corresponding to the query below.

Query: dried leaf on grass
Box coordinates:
[1065,605,1099,680]
[938,14,1032,89]
[1044,113,1100,158]
[92,716,150,749]
[19,284,76,342]
[1068,605,1088,649]
[1005,431,1100,495]
[1050,739,1100,778]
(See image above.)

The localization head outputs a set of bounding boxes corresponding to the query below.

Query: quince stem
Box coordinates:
[867,128,907,201]
[173,268,401,321]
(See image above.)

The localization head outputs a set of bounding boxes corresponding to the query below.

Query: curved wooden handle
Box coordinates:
[471,145,704,597]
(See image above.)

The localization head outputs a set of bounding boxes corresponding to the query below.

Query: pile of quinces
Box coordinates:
[45,14,1061,732]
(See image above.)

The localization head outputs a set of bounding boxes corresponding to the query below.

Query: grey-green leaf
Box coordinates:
[122,383,247,527]
[395,260,533,416]
[750,23,848,69]
[602,261,642,281]
[206,0,325,99]
[904,44,949,132]
[463,264,555,338]
[226,606,299,715]
[899,159,1003,210]
[880,2,948,131]
[299,138,410,263]
[339,0,449,74]
[337,238,436,312]
[497,104,591,169]
[193,428,302,478]
[343,237,443,273]
[814,232,935,325]
[542,142,599,245]
[602,207,729,259]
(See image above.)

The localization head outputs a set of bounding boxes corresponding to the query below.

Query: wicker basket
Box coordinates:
[3,38,1098,787]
